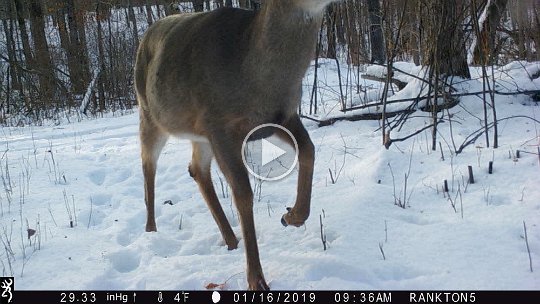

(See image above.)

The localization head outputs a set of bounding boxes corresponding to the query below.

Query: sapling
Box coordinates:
[328,153,346,185]
[63,190,74,228]
[266,200,273,218]
[468,166,475,184]
[483,186,492,206]
[30,127,38,168]
[319,212,327,251]
[0,223,15,276]
[450,155,455,192]
[384,220,388,243]
[523,221,533,272]
[379,242,386,260]
[0,236,14,276]
[252,174,264,203]
[19,179,26,260]
[48,203,58,227]
[476,146,483,167]
[87,198,94,229]
[214,170,229,199]
[328,168,336,184]
[458,184,464,219]
[447,187,460,213]
[387,163,399,206]
[72,194,77,226]
[403,141,416,207]
[1,154,13,213]
[461,174,470,193]
[0,223,14,257]
[45,141,67,185]
[328,134,351,185]
[36,214,41,250]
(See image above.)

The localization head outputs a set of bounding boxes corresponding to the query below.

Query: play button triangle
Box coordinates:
[261,139,286,166]
[242,123,299,181]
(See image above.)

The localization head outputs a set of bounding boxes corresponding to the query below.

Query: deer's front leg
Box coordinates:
[278,115,315,227]
[210,132,269,290]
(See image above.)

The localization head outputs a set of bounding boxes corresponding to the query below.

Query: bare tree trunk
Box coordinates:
[70,0,90,88]
[251,0,261,10]
[335,4,346,46]
[509,0,528,60]
[13,0,34,66]
[344,0,361,65]
[106,11,117,102]
[96,1,108,112]
[225,0,232,7]
[535,2,540,61]
[2,1,21,91]
[473,0,508,65]
[162,0,175,16]
[155,0,162,18]
[192,0,204,11]
[419,0,470,150]
[127,0,139,48]
[28,0,57,105]
[412,0,421,65]
[325,5,337,59]
[145,0,154,25]
[423,0,470,79]
[54,0,90,95]
[239,0,249,9]
[367,0,385,64]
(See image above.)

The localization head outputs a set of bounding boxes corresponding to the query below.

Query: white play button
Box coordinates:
[242,123,298,181]
[261,139,286,166]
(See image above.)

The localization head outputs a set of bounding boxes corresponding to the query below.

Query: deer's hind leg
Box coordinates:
[140,110,168,232]
[189,141,239,250]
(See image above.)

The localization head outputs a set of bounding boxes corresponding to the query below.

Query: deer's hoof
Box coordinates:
[226,239,239,251]
[281,208,306,227]
[145,223,157,232]
[249,278,270,291]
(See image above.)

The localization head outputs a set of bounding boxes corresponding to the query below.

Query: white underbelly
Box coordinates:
[176,132,210,143]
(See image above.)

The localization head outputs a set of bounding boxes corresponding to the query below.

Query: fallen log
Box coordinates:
[305,89,540,127]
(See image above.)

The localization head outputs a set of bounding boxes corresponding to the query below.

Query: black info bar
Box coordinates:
[2,290,538,304]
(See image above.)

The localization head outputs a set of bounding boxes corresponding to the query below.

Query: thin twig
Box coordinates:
[523,221,533,272]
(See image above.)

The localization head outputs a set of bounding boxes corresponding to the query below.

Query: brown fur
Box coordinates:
[135,0,336,290]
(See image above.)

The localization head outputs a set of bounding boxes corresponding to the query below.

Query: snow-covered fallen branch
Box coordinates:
[343,89,540,113]
[304,89,540,127]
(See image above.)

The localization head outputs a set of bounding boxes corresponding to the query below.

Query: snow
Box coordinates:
[1,62,539,291]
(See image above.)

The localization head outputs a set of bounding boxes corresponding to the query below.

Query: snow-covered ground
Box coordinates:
[0,62,539,291]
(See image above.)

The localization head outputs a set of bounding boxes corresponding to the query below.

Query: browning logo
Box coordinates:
[0,277,13,304]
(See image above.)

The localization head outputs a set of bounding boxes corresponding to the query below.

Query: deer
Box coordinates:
[134,0,337,290]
